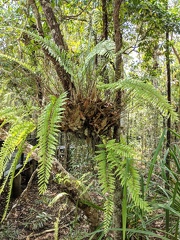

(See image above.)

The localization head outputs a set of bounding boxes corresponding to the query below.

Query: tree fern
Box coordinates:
[37,92,67,194]
[98,78,178,121]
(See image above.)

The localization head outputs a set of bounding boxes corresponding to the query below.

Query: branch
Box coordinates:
[61,0,92,21]
[172,45,180,64]
[39,0,67,50]
[113,0,124,109]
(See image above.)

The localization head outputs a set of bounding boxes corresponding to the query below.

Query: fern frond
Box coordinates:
[103,197,114,232]
[1,140,24,221]
[0,118,35,221]
[95,143,115,232]
[119,158,150,212]
[31,35,74,76]
[106,139,134,160]
[0,120,35,220]
[37,93,67,194]
[0,107,26,126]
[0,52,36,74]
[0,26,74,77]
[98,78,178,121]
[0,121,35,180]
[95,139,151,233]
[83,39,115,71]
[105,140,150,211]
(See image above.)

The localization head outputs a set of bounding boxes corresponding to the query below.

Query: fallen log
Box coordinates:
[0,128,101,230]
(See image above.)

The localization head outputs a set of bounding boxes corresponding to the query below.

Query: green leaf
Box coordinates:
[37,92,67,194]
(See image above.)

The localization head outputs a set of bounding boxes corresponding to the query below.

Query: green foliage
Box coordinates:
[0,1,179,238]
[126,0,180,33]
[82,228,172,240]
[161,134,180,239]
[96,143,115,231]
[25,30,74,76]
[83,39,115,69]
[0,91,66,219]
[95,139,150,236]
[37,93,67,194]
[0,223,19,239]
[22,209,52,230]
[145,129,166,193]
[131,130,180,240]
[0,120,35,221]
[0,52,36,74]
[1,141,24,221]
[0,107,23,126]
[98,78,178,121]
[0,121,35,180]
[0,26,75,77]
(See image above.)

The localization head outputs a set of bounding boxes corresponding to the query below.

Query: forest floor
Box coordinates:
[0,172,100,240]
[0,171,168,240]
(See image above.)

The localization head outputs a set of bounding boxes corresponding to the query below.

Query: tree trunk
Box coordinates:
[102,0,108,40]
[165,0,171,234]
[113,1,124,239]
[101,0,110,98]
[30,0,76,98]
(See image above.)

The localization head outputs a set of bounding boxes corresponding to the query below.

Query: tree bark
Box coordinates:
[101,0,110,99]
[113,1,124,239]
[102,0,108,40]
[172,45,180,64]
[165,13,171,233]
[30,0,76,98]
[113,0,124,111]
